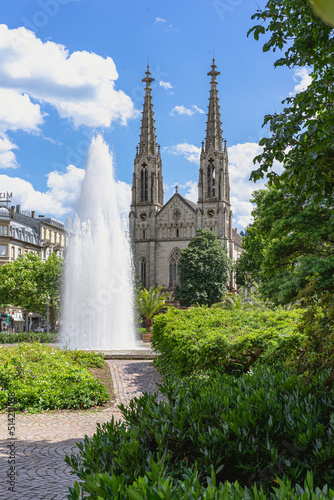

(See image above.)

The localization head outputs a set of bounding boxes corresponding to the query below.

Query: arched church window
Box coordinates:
[176,228,180,238]
[207,158,215,198]
[140,163,148,202]
[143,229,146,239]
[140,258,146,288]
[169,248,180,288]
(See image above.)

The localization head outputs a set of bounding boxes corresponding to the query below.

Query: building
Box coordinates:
[0,203,67,331]
[0,205,67,265]
[129,59,243,292]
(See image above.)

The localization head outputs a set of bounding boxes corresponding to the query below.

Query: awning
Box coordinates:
[13,312,24,322]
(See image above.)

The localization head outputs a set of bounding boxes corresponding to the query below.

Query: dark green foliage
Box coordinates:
[174,229,232,307]
[0,331,59,344]
[65,368,334,499]
[152,307,304,378]
[0,343,108,412]
[248,0,334,202]
[235,184,334,305]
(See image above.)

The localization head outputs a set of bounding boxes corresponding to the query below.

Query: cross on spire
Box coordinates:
[142,64,154,89]
[207,58,221,84]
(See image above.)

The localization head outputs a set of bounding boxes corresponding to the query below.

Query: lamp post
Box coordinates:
[46,294,51,334]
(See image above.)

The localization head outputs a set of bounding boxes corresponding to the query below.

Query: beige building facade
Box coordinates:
[129,60,243,292]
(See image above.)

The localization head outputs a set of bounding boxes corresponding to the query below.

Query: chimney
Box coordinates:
[31,211,35,218]
[10,206,15,219]
[234,228,238,232]
[16,205,21,214]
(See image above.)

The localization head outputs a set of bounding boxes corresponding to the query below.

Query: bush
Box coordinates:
[152,307,304,377]
[0,343,109,412]
[65,367,334,498]
[67,468,334,499]
[0,331,59,344]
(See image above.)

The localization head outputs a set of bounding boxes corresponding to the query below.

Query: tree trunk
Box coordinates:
[50,305,56,332]
[145,318,154,331]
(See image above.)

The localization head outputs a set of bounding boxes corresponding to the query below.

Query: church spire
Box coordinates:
[205,58,224,152]
[139,65,157,156]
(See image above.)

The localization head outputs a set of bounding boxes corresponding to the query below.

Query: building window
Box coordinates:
[143,229,146,239]
[11,247,15,260]
[0,226,2,235]
[169,248,181,288]
[0,245,7,257]
[140,164,148,202]
[207,158,216,198]
[140,258,146,288]
[4,226,8,235]
[18,248,22,256]
[176,228,180,238]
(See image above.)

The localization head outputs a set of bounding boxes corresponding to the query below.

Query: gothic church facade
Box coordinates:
[129,60,242,292]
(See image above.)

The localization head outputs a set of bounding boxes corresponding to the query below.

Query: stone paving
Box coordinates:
[0,360,163,500]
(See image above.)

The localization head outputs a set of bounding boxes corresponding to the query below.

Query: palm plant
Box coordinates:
[137,286,166,331]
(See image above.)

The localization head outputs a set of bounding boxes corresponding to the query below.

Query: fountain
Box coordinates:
[61,135,138,350]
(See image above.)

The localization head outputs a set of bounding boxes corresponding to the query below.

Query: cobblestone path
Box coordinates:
[0,360,163,500]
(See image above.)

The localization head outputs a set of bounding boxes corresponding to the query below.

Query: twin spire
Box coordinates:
[139,65,157,156]
[138,58,225,157]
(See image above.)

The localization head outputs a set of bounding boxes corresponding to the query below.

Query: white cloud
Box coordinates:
[0,134,19,169]
[0,89,43,133]
[183,180,197,202]
[165,142,201,164]
[0,165,132,220]
[170,104,204,116]
[228,142,283,229]
[191,105,205,115]
[289,68,312,96]
[0,24,136,129]
[154,17,167,23]
[159,81,173,90]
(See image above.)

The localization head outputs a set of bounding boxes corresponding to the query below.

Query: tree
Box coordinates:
[0,253,64,331]
[236,183,334,304]
[174,229,232,307]
[136,286,166,331]
[248,0,334,203]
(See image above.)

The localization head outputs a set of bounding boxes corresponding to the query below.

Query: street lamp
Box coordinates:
[46,294,51,334]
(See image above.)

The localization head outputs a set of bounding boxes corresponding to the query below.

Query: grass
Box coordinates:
[0,343,111,413]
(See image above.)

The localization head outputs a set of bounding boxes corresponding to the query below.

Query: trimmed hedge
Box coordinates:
[152,307,304,377]
[65,367,334,498]
[0,343,109,412]
[0,331,59,344]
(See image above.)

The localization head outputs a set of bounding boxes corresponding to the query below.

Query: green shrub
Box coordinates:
[0,343,109,412]
[152,307,304,377]
[66,367,334,497]
[0,331,59,344]
[67,467,334,499]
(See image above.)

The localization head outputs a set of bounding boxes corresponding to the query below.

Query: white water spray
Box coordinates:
[61,135,137,350]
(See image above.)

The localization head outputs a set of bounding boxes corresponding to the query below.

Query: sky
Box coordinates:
[0,0,311,230]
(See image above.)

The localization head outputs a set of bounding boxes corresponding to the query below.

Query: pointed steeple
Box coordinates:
[205,58,224,152]
[139,65,157,156]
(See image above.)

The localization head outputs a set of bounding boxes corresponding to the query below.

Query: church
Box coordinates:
[129,59,243,292]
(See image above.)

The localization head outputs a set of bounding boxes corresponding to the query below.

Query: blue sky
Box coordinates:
[0,0,310,229]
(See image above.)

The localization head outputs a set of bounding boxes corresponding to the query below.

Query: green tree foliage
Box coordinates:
[174,229,232,307]
[310,0,334,26]
[136,286,166,331]
[236,183,334,305]
[0,253,63,330]
[248,0,334,202]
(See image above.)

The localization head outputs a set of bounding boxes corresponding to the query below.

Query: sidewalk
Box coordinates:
[0,360,163,500]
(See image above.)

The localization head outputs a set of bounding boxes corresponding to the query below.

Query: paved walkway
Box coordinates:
[0,360,163,500]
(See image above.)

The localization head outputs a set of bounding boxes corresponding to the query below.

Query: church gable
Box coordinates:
[156,193,197,241]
